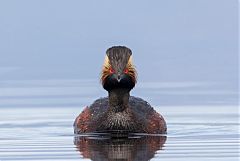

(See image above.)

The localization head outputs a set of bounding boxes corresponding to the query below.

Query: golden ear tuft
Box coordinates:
[126,56,138,84]
[100,56,111,84]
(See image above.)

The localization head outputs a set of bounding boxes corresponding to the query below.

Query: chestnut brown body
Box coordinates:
[74,96,166,134]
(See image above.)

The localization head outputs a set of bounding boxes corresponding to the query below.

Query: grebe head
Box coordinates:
[101,46,137,92]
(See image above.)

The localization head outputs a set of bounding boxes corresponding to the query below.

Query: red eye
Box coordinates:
[109,68,115,74]
[124,68,129,74]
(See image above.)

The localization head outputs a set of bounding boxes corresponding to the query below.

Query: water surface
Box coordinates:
[0,79,238,161]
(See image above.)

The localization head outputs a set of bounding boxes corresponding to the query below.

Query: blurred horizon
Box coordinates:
[0,0,238,106]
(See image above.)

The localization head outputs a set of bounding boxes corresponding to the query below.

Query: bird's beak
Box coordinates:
[117,74,121,82]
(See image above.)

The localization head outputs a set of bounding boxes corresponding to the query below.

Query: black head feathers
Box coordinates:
[106,46,132,74]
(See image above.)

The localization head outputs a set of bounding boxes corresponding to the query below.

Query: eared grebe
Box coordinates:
[74,46,167,134]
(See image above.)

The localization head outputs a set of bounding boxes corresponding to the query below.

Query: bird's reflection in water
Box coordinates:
[74,134,166,161]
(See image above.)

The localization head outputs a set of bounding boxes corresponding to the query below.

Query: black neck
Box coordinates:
[108,88,130,112]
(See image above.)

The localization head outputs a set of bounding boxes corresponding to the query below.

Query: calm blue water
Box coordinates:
[0,79,239,161]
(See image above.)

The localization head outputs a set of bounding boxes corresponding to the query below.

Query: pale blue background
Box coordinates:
[0,0,238,105]
[0,2,238,161]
